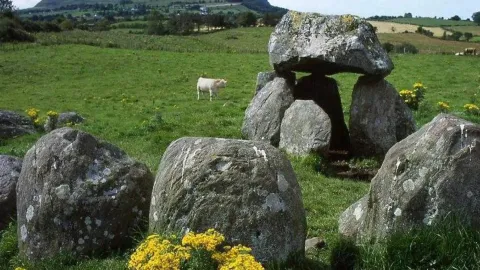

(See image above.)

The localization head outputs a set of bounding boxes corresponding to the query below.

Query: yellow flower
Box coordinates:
[15,267,27,270]
[182,228,225,252]
[413,82,424,89]
[213,245,264,270]
[25,108,40,119]
[47,110,59,118]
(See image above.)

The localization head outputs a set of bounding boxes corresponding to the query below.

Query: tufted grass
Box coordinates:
[1,31,480,268]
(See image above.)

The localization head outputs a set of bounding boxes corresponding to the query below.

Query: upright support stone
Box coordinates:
[294,75,351,152]
[349,76,416,158]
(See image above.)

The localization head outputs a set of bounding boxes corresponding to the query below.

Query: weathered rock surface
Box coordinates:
[339,114,480,242]
[17,128,154,261]
[349,76,416,158]
[0,110,35,140]
[242,77,295,146]
[280,100,331,155]
[294,75,350,152]
[149,137,306,263]
[305,237,326,252]
[0,155,22,231]
[255,71,276,95]
[269,11,393,76]
[57,112,85,127]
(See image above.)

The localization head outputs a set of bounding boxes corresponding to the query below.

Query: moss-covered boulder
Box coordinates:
[268,11,393,76]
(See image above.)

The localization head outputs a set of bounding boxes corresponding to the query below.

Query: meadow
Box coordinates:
[1,28,480,269]
[389,17,476,27]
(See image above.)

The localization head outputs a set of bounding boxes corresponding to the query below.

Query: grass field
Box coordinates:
[444,25,480,35]
[389,17,476,27]
[1,27,480,269]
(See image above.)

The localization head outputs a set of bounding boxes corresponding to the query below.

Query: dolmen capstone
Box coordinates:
[242,11,415,159]
[149,137,306,263]
[339,114,480,241]
[0,155,22,231]
[17,127,154,261]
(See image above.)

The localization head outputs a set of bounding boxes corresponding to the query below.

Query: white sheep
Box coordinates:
[197,78,227,101]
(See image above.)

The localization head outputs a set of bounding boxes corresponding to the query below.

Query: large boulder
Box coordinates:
[269,11,393,76]
[0,155,22,231]
[0,110,35,140]
[242,77,295,146]
[339,114,480,242]
[255,71,295,96]
[349,76,416,158]
[149,137,307,263]
[17,128,154,261]
[280,100,331,156]
[294,75,350,152]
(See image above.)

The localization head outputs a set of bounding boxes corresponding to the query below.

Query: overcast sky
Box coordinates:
[10,0,479,19]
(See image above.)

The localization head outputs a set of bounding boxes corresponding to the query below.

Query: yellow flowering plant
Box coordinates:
[128,229,264,270]
[437,101,450,113]
[464,103,480,116]
[399,82,427,110]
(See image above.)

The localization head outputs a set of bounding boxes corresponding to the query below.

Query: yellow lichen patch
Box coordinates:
[341,14,359,31]
[289,11,305,30]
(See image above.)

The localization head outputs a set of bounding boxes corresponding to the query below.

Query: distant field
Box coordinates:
[368,21,450,37]
[389,17,476,27]
[444,25,480,36]
[377,33,480,54]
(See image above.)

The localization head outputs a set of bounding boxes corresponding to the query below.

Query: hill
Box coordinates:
[33,0,286,14]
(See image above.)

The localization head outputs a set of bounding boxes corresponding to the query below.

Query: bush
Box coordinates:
[394,42,418,54]
[0,17,35,42]
[382,42,394,53]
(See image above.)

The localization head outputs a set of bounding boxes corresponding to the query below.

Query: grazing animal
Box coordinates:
[197,78,227,101]
[464,48,477,56]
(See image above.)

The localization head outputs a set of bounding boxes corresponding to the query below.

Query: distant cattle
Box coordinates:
[464,48,477,56]
[197,78,227,101]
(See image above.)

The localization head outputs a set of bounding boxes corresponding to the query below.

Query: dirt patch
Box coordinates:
[368,21,451,37]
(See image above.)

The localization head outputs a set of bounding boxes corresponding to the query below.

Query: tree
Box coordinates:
[450,31,462,41]
[473,11,480,25]
[404,13,413,18]
[449,15,461,21]
[147,10,165,35]
[0,0,14,12]
[236,12,256,27]
[464,32,473,41]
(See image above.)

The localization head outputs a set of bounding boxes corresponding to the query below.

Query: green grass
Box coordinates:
[444,25,480,36]
[1,28,480,268]
[389,17,476,27]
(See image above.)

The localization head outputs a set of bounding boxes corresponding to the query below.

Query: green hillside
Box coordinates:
[389,17,476,27]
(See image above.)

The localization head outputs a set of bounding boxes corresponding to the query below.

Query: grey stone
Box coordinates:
[149,137,306,263]
[294,75,350,152]
[255,71,276,95]
[280,100,331,156]
[0,155,22,231]
[349,76,416,158]
[57,112,85,127]
[0,110,35,140]
[339,114,480,242]
[242,77,295,146]
[305,237,326,252]
[269,11,393,76]
[17,127,154,261]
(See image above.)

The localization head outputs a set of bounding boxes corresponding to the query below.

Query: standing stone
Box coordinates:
[269,11,393,76]
[0,110,35,140]
[149,137,307,263]
[280,100,331,156]
[255,71,276,95]
[0,155,22,231]
[339,114,480,242]
[242,77,295,146]
[17,128,154,261]
[349,76,416,158]
[295,75,351,152]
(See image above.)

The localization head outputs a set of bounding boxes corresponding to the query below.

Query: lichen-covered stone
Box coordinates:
[57,112,85,127]
[294,75,350,152]
[269,11,393,76]
[242,77,295,146]
[149,137,306,263]
[280,100,331,156]
[339,114,480,242]
[16,128,154,261]
[0,110,35,139]
[0,155,22,231]
[349,76,416,158]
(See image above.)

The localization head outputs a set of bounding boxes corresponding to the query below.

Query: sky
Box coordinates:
[10,0,478,20]
[269,0,477,19]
